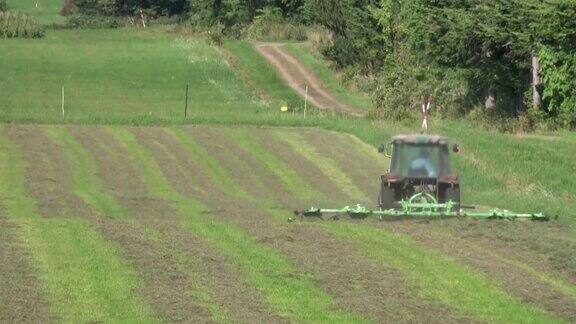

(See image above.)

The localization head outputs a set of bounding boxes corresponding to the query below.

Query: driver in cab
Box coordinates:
[409,148,436,177]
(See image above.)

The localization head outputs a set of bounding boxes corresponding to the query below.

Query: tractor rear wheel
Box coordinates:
[445,186,461,211]
[379,185,395,209]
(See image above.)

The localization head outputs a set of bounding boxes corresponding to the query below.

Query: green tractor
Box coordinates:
[295,134,551,221]
[378,134,461,211]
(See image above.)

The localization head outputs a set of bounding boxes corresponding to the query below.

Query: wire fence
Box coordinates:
[0,84,280,122]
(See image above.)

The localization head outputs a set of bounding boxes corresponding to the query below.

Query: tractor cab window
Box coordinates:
[390,143,442,178]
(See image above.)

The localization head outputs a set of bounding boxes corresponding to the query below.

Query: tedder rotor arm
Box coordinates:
[294,195,554,222]
[296,205,551,221]
[295,205,552,221]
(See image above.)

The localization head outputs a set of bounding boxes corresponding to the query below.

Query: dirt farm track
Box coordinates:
[0,124,575,323]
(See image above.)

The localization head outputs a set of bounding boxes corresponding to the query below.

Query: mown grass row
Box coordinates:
[0,126,156,322]
[47,126,234,323]
[45,126,126,219]
[226,128,323,202]
[275,130,367,202]
[216,127,560,323]
[107,126,367,323]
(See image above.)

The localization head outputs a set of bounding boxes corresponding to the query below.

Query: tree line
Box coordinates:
[70,0,576,129]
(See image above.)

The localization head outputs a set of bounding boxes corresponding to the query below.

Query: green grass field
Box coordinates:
[0,4,575,322]
[7,0,66,24]
[0,27,270,124]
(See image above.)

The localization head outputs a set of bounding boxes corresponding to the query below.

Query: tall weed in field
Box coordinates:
[0,11,44,38]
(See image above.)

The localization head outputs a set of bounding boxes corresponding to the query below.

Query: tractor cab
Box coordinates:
[389,135,452,179]
[378,134,460,209]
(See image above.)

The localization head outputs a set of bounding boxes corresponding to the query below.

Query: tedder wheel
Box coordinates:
[379,185,395,209]
[445,186,461,211]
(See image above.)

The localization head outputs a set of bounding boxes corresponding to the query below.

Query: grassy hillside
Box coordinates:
[6,0,65,24]
[0,27,269,124]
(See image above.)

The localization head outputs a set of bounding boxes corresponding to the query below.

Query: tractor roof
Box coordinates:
[392,134,448,145]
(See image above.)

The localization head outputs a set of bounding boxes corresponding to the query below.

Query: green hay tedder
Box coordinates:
[295,134,552,221]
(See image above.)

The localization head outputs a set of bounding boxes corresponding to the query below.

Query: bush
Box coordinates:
[0,12,45,38]
[66,14,122,29]
[244,22,306,41]
[372,57,470,121]
[0,0,7,12]
[244,6,306,41]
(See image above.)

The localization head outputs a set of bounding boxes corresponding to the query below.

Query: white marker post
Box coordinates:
[304,84,308,118]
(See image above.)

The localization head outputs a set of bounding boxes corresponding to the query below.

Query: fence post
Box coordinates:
[304,84,308,118]
[61,86,65,119]
[184,84,189,119]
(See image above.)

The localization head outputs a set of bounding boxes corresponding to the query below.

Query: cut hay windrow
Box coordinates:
[108,126,367,323]
[0,126,156,322]
[168,128,247,198]
[324,223,561,323]
[183,127,468,322]
[273,130,368,203]
[70,126,233,323]
[223,128,323,202]
[44,126,125,219]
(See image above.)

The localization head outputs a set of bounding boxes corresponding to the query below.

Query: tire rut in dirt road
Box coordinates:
[147,126,466,323]
[0,216,51,323]
[300,130,576,320]
[256,44,364,117]
[75,126,282,324]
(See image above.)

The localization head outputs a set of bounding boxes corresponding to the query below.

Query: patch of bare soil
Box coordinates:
[302,129,576,320]
[139,126,466,323]
[74,126,281,324]
[256,43,365,117]
[0,216,51,323]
